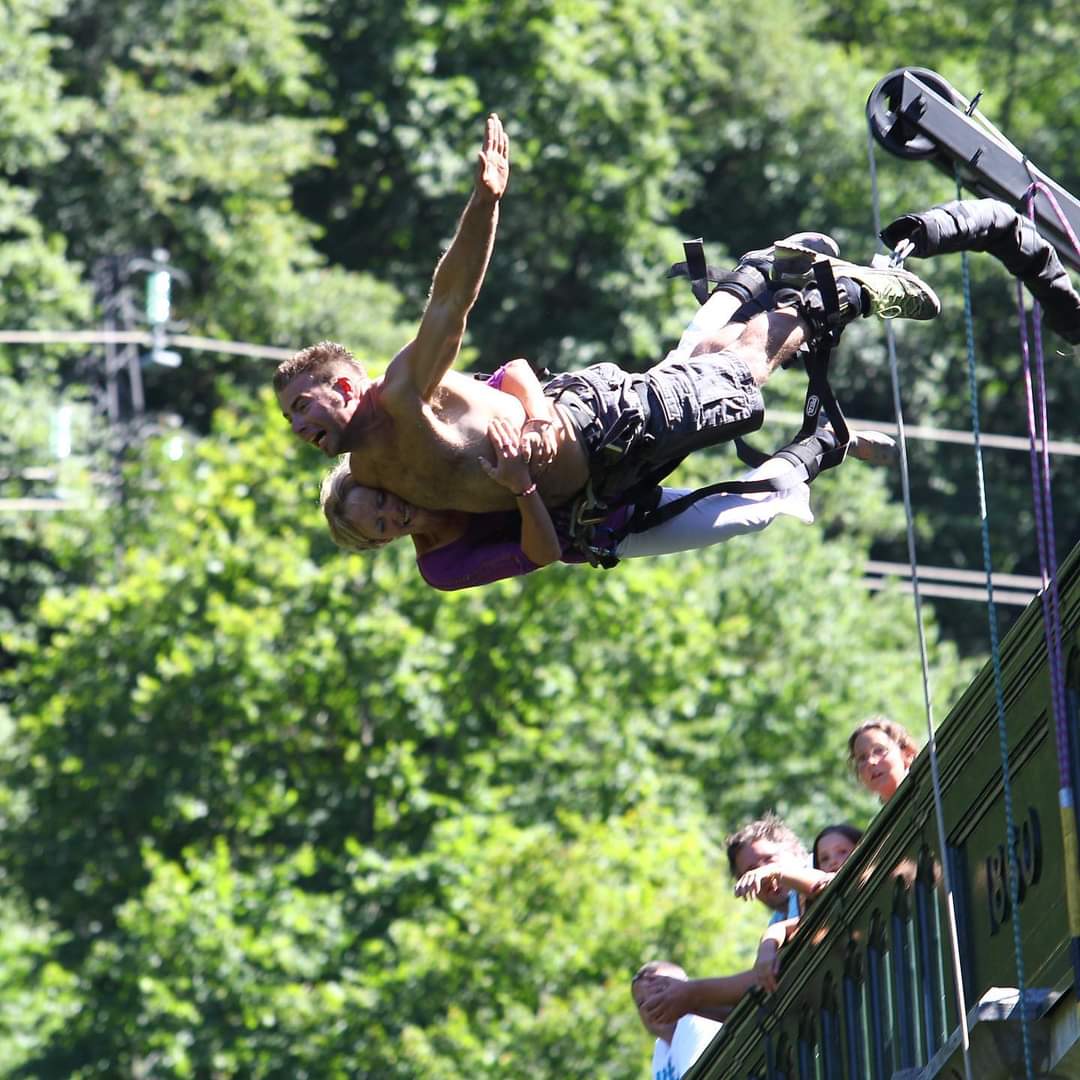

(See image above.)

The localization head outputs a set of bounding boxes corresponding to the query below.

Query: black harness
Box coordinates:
[569,240,852,567]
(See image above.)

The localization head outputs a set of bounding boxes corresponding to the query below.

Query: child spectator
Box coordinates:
[737,822,864,991]
[632,961,723,1079]
[848,716,919,803]
[812,823,864,872]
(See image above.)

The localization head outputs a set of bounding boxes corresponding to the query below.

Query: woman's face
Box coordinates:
[815,831,858,873]
[342,485,419,542]
[853,729,911,802]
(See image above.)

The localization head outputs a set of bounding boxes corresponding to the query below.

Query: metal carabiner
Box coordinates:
[889,238,916,267]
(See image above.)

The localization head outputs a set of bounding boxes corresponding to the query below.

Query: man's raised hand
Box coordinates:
[476,113,510,201]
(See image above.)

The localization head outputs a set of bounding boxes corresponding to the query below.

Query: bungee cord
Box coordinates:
[867,124,974,1080]
[1019,179,1080,996]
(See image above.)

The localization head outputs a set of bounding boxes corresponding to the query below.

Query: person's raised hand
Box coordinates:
[734,865,782,902]
[476,113,510,201]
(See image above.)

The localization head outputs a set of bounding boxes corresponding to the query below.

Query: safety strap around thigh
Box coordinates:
[605,263,852,543]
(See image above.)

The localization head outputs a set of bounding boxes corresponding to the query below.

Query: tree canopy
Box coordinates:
[2,0,1076,1074]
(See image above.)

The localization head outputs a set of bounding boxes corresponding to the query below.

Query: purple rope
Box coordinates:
[1019,181,1075,788]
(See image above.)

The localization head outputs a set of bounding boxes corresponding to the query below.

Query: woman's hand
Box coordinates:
[519,417,558,473]
[479,416,534,494]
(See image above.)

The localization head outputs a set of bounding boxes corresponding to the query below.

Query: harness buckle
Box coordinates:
[569,482,610,535]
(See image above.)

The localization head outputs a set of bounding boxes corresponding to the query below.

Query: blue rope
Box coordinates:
[956,176,1035,1080]
[867,126,972,1080]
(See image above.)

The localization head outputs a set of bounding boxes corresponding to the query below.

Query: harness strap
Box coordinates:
[680,238,713,305]
[572,259,853,565]
[733,436,771,468]
[610,264,852,539]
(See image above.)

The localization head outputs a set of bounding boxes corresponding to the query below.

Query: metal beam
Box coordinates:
[868,68,1080,272]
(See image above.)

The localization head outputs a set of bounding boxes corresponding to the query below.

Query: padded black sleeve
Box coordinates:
[881,198,1080,343]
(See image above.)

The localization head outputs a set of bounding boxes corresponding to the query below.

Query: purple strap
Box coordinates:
[1019,181,1077,789]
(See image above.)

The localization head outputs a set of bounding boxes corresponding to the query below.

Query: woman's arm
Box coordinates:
[496,358,558,470]
[478,417,562,566]
[415,527,542,590]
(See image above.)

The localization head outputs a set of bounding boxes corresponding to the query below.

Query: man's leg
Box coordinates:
[668,289,748,360]
[689,303,807,385]
[669,232,842,361]
[689,254,941,386]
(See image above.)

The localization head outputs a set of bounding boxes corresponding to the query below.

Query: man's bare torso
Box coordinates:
[349,370,589,513]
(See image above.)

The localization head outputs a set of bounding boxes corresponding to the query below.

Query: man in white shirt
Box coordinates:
[632,961,723,1079]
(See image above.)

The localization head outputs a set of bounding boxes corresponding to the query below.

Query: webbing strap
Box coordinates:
[682,238,713,305]
[609,337,848,539]
[613,265,852,543]
[1019,181,1080,996]
[577,251,854,556]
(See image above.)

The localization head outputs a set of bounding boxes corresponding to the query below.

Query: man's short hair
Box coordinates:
[632,960,687,986]
[725,812,808,878]
[273,340,367,394]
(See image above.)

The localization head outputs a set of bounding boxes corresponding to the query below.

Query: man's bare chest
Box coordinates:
[349,402,484,503]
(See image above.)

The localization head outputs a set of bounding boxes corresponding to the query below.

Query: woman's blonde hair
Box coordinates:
[319,460,392,552]
[846,715,920,774]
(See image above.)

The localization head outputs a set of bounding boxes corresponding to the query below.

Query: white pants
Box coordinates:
[614,457,812,559]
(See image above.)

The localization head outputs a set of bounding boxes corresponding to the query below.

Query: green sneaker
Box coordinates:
[774,243,941,321]
[839,260,940,320]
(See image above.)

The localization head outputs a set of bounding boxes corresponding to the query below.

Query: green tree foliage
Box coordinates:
[3,392,971,1072]
[0,893,79,1075]
[0,0,1071,1071]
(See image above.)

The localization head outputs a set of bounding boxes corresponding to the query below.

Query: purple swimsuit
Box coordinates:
[416,507,632,591]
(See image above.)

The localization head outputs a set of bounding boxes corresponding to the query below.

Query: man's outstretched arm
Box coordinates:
[637,970,758,1025]
[391,113,510,402]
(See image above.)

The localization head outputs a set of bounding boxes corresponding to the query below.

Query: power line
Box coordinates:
[770,410,1080,458]
[0,328,292,361]
[3,332,1079,454]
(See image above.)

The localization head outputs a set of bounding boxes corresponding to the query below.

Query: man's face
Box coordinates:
[733,838,792,913]
[277,370,359,457]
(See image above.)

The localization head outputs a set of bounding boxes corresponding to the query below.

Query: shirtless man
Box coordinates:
[274,113,941,518]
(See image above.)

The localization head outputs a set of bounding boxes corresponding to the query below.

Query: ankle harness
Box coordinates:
[568,251,853,567]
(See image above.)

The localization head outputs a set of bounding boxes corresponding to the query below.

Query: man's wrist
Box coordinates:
[514,482,538,498]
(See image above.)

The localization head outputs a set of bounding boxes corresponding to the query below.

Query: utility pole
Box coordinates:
[89,252,188,519]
